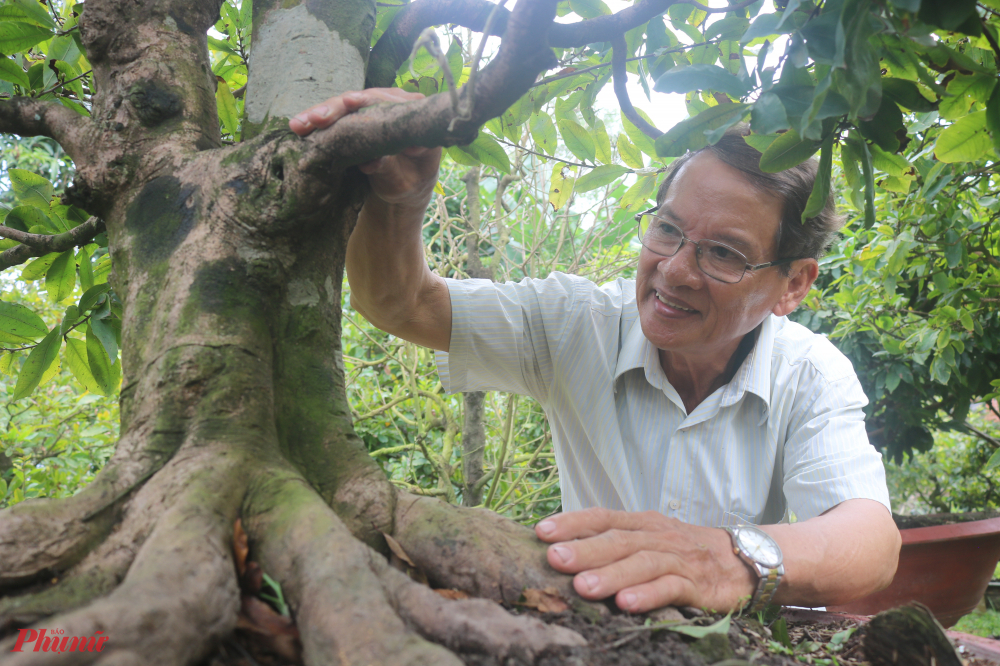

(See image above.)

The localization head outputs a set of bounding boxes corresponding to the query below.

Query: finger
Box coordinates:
[536,509,667,543]
[569,549,684,602]
[290,89,427,136]
[547,528,673,574]
[615,574,697,614]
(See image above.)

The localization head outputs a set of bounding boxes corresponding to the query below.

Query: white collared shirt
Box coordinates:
[436,272,891,526]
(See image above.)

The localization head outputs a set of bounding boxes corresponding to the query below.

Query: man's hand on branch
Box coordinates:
[535,509,757,613]
[290,88,442,209]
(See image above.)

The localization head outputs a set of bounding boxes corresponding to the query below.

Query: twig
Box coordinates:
[483,393,517,508]
[457,0,511,131]
[492,135,597,169]
[611,32,662,139]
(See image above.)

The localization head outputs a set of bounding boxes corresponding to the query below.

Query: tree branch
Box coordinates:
[0,217,105,271]
[368,0,692,89]
[0,97,91,162]
[302,0,559,170]
[611,32,663,139]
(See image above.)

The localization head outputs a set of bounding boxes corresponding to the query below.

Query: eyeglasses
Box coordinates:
[634,208,800,284]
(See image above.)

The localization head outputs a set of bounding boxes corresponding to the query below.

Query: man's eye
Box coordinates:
[658,223,682,237]
[709,245,735,260]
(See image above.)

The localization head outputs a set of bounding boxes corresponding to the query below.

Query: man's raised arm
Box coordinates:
[291,89,453,351]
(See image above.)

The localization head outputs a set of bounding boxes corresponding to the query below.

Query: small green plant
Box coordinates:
[954,608,1000,639]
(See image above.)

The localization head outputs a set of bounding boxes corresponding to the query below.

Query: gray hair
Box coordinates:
[655,124,844,273]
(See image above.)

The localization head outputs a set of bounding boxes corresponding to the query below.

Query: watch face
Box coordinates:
[736,527,782,568]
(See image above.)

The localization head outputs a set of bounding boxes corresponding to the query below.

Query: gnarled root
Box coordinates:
[392,492,597,610]
[0,453,245,666]
[0,564,123,631]
[245,468,461,666]
[384,565,587,660]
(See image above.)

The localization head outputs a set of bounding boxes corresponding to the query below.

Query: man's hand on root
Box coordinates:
[535,508,758,613]
[290,88,442,209]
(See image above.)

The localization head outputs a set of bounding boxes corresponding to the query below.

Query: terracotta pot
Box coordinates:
[828,515,1000,628]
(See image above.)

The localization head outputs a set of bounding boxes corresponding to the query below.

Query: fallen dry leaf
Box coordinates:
[433,588,471,601]
[232,518,248,577]
[237,594,302,663]
[520,587,569,613]
[381,531,416,567]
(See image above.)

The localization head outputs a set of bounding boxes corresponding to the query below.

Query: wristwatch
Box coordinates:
[724,525,784,613]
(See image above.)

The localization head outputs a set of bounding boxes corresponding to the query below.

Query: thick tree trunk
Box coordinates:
[0,0,586,664]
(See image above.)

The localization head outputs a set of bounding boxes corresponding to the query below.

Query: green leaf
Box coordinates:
[618,133,644,168]
[12,0,56,29]
[802,133,833,222]
[0,300,47,343]
[0,351,15,376]
[985,447,1000,472]
[741,12,784,44]
[12,327,60,400]
[934,111,991,163]
[558,118,597,163]
[569,0,611,18]
[857,98,904,153]
[216,79,240,138]
[881,78,937,113]
[20,251,59,280]
[0,20,52,55]
[750,93,790,135]
[529,112,558,155]
[758,129,821,172]
[208,35,238,56]
[939,73,996,121]
[593,118,613,165]
[548,164,576,211]
[78,283,110,314]
[835,0,881,118]
[0,56,28,88]
[622,109,660,157]
[655,103,749,157]
[654,64,750,98]
[576,165,629,193]
[986,85,1000,157]
[868,144,912,177]
[5,205,54,233]
[86,323,119,395]
[453,133,510,174]
[78,246,94,292]
[743,132,778,152]
[659,614,732,639]
[239,0,252,29]
[919,0,978,33]
[89,315,118,364]
[63,337,101,394]
[8,169,53,208]
[619,174,657,211]
[45,249,76,303]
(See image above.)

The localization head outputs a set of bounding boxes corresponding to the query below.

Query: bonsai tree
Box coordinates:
[0,0,998,662]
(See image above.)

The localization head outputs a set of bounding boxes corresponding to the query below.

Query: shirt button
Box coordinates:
[669,499,681,510]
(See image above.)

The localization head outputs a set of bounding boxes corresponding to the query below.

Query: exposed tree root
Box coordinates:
[0,466,137,590]
[0,565,123,631]
[0,453,245,666]
[246,469,463,666]
[384,564,587,660]
[392,493,601,611]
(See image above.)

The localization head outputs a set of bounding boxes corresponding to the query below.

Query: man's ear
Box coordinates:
[772,259,819,317]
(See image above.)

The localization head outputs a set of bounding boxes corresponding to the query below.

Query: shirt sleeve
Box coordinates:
[435,273,590,403]
[779,361,892,523]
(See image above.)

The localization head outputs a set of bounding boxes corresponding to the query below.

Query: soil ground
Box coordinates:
[205,604,1000,666]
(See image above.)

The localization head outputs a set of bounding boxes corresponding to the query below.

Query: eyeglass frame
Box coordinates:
[633,207,803,284]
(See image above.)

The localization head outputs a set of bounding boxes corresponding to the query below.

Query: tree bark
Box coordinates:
[0,0,588,663]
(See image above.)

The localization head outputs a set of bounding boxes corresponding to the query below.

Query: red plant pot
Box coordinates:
[828,516,1000,628]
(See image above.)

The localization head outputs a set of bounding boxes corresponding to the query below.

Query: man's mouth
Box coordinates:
[656,291,697,313]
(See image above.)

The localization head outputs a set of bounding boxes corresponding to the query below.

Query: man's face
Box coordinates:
[636,152,801,364]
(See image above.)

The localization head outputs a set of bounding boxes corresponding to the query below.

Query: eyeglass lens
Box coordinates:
[638,214,748,283]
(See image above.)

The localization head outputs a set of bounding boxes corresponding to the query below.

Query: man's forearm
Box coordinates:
[764,498,900,607]
[346,194,452,351]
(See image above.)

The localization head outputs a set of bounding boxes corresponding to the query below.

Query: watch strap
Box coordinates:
[724,526,785,614]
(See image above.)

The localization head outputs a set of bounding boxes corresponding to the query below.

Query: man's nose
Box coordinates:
[657,241,704,288]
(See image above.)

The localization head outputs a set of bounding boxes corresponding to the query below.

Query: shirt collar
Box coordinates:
[614,313,777,420]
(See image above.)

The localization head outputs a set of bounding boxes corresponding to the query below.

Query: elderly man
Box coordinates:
[291,89,901,615]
